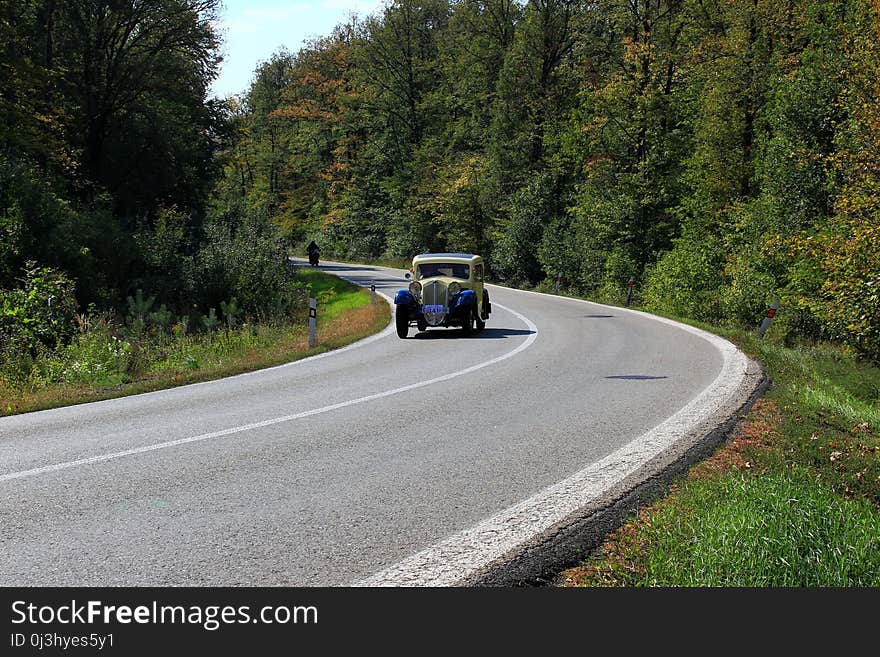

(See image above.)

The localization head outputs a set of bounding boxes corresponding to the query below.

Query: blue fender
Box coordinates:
[452,289,476,311]
[394,289,416,306]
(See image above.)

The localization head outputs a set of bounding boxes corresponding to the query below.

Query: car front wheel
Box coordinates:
[461,308,475,336]
[395,308,409,338]
[475,307,485,332]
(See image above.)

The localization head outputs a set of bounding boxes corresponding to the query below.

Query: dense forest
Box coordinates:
[0,0,302,372]
[2,0,879,366]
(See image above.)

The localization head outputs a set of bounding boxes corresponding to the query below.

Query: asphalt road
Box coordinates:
[0,261,758,585]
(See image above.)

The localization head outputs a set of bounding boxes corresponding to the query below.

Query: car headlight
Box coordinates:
[409,281,422,298]
[447,282,461,296]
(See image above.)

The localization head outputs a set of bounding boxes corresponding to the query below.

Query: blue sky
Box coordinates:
[211,0,385,99]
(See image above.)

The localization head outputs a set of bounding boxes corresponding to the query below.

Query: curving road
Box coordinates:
[0,261,760,586]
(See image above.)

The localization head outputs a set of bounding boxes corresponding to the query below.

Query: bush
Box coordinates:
[133,206,196,311]
[805,219,880,363]
[642,231,725,322]
[718,254,778,328]
[0,262,77,352]
[493,172,559,285]
[0,333,38,387]
[194,212,307,321]
[597,248,639,305]
[45,318,132,386]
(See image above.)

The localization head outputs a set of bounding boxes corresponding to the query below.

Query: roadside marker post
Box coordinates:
[309,297,317,348]
[758,300,779,337]
[371,281,376,304]
[626,277,635,307]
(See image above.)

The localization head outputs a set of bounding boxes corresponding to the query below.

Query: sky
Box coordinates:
[210,0,386,99]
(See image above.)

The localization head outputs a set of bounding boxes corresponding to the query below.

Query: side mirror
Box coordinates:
[405,272,411,279]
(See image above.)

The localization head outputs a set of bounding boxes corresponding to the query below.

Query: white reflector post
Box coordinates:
[309,297,317,348]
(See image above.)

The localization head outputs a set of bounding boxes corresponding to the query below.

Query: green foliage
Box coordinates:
[718,252,778,327]
[5,0,878,363]
[49,0,223,219]
[598,248,639,305]
[493,171,560,285]
[149,305,174,331]
[1,270,380,415]
[642,231,725,322]
[220,298,240,330]
[47,319,133,387]
[134,206,196,311]
[1,0,224,313]
[201,308,219,332]
[194,212,306,320]
[788,0,880,362]
[126,289,155,335]
[0,262,77,351]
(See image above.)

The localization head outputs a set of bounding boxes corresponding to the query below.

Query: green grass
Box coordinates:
[1,270,389,416]
[560,320,880,587]
[296,267,378,321]
[591,469,880,586]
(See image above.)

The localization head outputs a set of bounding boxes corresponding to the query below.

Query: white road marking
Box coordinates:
[356,293,754,586]
[0,302,537,484]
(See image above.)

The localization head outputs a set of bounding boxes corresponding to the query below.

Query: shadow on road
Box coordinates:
[412,327,535,340]
[605,375,669,380]
[584,314,615,318]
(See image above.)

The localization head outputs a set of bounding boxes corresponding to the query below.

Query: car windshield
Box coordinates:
[417,263,469,280]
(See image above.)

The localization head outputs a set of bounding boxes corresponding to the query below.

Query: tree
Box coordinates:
[52,0,222,216]
[794,0,880,360]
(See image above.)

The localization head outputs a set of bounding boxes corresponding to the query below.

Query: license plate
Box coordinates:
[423,304,445,314]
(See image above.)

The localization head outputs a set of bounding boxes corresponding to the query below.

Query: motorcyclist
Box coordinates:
[307,240,320,266]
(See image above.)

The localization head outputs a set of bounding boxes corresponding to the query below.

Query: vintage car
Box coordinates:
[394,253,491,338]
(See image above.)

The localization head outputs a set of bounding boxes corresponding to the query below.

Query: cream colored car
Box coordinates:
[394,253,491,338]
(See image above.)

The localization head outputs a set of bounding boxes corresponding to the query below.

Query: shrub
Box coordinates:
[48,320,132,386]
[0,262,77,352]
[597,248,639,305]
[0,333,38,387]
[642,232,725,322]
[493,172,559,285]
[126,289,155,335]
[133,205,196,310]
[194,212,307,321]
[719,254,778,328]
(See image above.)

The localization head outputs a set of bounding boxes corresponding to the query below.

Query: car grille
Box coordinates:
[422,280,448,326]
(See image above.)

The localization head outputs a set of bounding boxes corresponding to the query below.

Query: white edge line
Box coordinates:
[0,302,537,483]
[356,284,755,586]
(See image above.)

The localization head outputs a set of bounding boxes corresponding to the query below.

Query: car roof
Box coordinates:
[412,253,481,264]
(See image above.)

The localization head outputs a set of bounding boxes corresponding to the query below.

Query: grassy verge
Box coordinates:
[558,325,880,586]
[1,269,389,416]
